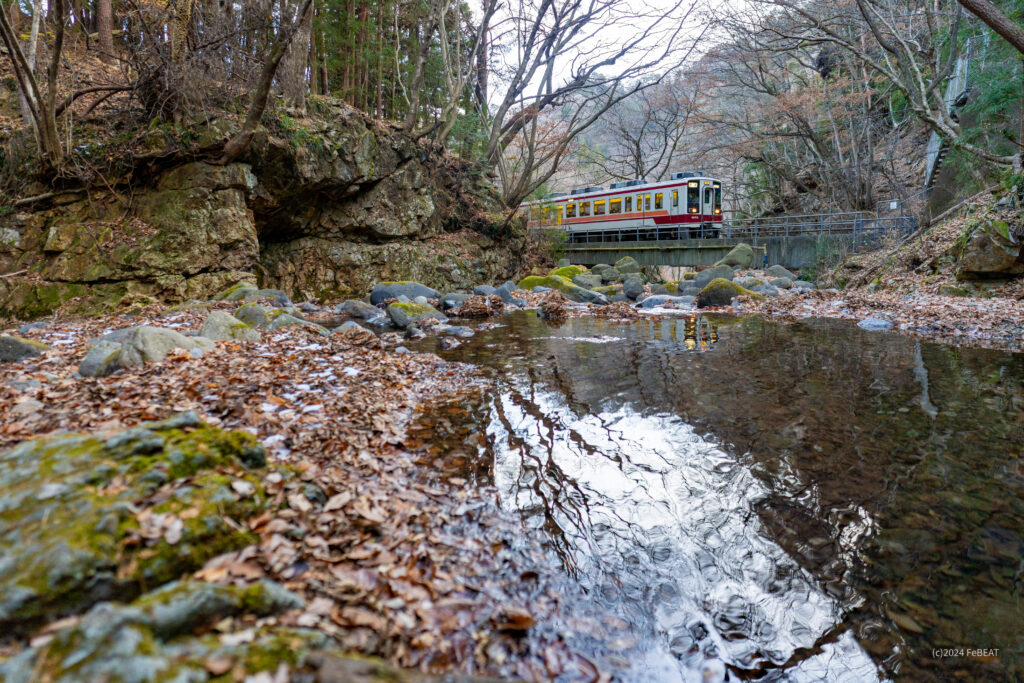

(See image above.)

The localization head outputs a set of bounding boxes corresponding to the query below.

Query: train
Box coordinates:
[520,172,724,243]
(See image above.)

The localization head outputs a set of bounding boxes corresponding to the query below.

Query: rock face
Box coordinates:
[955,218,1024,280]
[0,106,525,319]
[0,413,268,634]
[0,335,48,362]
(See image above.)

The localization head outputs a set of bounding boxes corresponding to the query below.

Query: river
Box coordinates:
[410,310,1023,682]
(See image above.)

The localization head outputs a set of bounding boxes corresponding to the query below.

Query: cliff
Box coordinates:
[0,103,525,319]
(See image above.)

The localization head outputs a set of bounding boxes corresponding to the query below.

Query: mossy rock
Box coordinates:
[713,243,754,269]
[517,275,606,303]
[386,301,447,328]
[214,281,260,301]
[0,413,270,635]
[550,265,585,279]
[663,281,680,294]
[614,257,641,274]
[0,335,49,362]
[682,271,696,280]
[696,278,764,308]
[594,284,622,295]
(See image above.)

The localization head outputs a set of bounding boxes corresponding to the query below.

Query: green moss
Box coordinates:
[518,274,574,291]
[664,281,680,294]
[594,284,622,295]
[214,282,259,301]
[683,272,696,280]
[696,278,764,308]
[388,301,436,315]
[550,265,585,279]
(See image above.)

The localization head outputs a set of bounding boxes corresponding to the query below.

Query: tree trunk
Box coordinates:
[18,0,42,130]
[957,0,1024,55]
[96,0,113,63]
[170,0,192,64]
[279,0,313,111]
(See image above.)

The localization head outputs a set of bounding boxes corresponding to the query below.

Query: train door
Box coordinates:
[701,182,714,237]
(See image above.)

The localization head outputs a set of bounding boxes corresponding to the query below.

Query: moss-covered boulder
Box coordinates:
[572,273,603,289]
[614,256,641,274]
[766,264,796,280]
[0,413,270,635]
[0,335,48,362]
[696,278,765,308]
[550,265,585,279]
[199,311,260,342]
[714,243,754,269]
[694,264,735,289]
[594,284,622,296]
[955,218,1024,280]
[387,301,447,328]
[682,271,696,280]
[517,275,609,303]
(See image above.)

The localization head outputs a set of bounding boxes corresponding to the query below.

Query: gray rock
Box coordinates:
[394,346,410,354]
[439,293,472,310]
[590,263,611,275]
[648,284,670,295]
[369,282,441,306]
[413,295,430,305]
[600,267,621,283]
[858,317,894,331]
[640,295,694,309]
[10,401,44,415]
[395,295,411,303]
[510,297,528,307]
[791,280,816,290]
[252,288,293,307]
[17,321,47,334]
[6,379,42,392]
[473,285,498,296]
[533,286,551,293]
[695,264,735,289]
[296,301,321,313]
[766,265,796,280]
[438,325,474,338]
[234,303,271,328]
[0,227,20,248]
[266,313,329,336]
[79,341,124,377]
[611,292,630,302]
[386,302,447,329]
[715,243,754,268]
[199,311,260,342]
[622,274,645,300]
[557,258,571,267]
[0,336,48,362]
[615,256,642,274]
[770,277,793,289]
[739,278,768,290]
[338,299,384,320]
[117,327,205,368]
[495,282,517,303]
[572,273,603,289]
[752,284,782,297]
[676,284,701,296]
[955,218,1024,279]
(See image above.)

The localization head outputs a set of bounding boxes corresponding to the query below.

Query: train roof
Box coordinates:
[521,176,721,205]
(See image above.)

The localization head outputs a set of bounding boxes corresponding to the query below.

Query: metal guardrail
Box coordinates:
[563,212,916,245]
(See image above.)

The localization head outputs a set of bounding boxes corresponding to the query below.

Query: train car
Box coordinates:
[521,172,724,243]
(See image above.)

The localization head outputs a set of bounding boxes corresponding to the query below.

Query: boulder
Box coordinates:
[599,266,621,283]
[235,302,272,328]
[682,271,696,280]
[387,302,448,328]
[78,341,124,377]
[694,264,735,289]
[715,243,754,269]
[955,218,1024,279]
[517,275,609,304]
[572,273,603,289]
[648,284,670,295]
[858,317,894,331]
[473,285,498,296]
[17,321,48,334]
[676,283,701,296]
[117,326,207,368]
[214,281,259,301]
[696,278,765,308]
[439,293,472,310]
[614,256,642,274]
[752,284,782,298]
[590,263,611,275]
[791,280,816,290]
[337,299,385,320]
[769,277,793,289]
[0,414,268,634]
[550,265,586,279]
[438,325,475,338]
[594,284,622,296]
[199,311,259,342]
[622,274,646,300]
[266,312,329,336]
[640,295,694,309]
[0,335,48,363]
[611,292,630,302]
[557,258,571,267]
[369,281,441,306]
[766,265,796,280]
[297,301,321,313]
[739,278,768,290]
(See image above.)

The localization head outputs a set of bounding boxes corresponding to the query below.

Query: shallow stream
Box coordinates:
[412,311,1023,681]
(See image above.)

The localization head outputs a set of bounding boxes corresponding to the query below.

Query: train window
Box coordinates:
[610,198,622,214]
[595,200,606,215]
[654,193,663,210]
[580,201,591,217]
[555,206,563,224]
[625,196,632,212]
[644,194,651,210]
[714,184,722,214]
[565,203,576,218]
[672,191,679,207]
[687,182,699,213]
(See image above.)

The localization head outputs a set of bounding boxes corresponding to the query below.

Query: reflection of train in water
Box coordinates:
[684,315,718,352]
[520,172,724,242]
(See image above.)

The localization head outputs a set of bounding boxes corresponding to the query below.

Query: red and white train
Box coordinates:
[521,172,724,242]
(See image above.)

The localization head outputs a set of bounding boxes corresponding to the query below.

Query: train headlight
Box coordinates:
[690,208,698,213]
[714,208,721,214]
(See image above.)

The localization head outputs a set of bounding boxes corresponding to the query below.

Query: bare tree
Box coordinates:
[97,0,114,63]
[279,0,314,111]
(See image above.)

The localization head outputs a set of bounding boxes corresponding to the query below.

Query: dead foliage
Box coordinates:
[449,295,505,318]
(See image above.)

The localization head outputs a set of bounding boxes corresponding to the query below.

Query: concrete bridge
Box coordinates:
[562,213,916,269]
